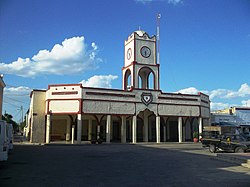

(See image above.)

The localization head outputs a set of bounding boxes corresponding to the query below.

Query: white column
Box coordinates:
[143,113,148,142]
[88,119,92,140]
[66,122,71,141]
[71,125,75,144]
[132,115,137,143]
[106,115,111,143]
[163,125,166,142]
[121,116,126,143]
[178,117,183,143]
[77,114,82,144]
[198,117,203,141]
[46,114,51,144]
[156,116,160,143]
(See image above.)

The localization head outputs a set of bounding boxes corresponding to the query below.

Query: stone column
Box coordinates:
[77,114,82,144]
[71,125,75,144]
[121,116,126,143]
[66,122,71,141]
[88,119,92,141]
[143,113,148,142]
[132,115,137,143]
[46,114,51,144]
[178,117,182,143]
[106,115,111,143]
[156,116,161,143]
[198,117,203,141]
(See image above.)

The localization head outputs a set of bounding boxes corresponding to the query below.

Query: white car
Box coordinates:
[0,120,8,161]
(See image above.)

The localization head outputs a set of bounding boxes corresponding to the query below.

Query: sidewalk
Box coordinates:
[216,153,250,169]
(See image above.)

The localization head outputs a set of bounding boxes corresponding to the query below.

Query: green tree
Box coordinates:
[2,113,19,132]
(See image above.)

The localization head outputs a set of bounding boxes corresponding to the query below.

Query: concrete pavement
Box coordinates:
[216,153,250,169]
[1,142,250,187]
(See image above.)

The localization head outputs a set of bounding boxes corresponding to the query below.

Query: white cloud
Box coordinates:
[135,0,183,5]
[168,0,183,5]
[80,75,118,88]
[210,102,230,111]
[176,87,199,94]
[176,83,250,110]
[135,0,152,4]
[5,86,32,94]
[0,36,102,77]
[242,100,250,107]
[3,86,32,116]
[205,83,250,99]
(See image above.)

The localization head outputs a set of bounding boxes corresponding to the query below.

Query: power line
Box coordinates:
[3,100,20,108]
[4,95,29,104]
[5,84,31,88]
[5,93,30,96]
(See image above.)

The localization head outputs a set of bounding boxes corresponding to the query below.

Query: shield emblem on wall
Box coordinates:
[141,93,153,106]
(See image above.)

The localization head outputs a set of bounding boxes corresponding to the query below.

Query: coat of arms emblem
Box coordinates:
[141,93,153,106]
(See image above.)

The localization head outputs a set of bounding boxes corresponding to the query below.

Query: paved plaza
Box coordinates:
[1,142,250,187]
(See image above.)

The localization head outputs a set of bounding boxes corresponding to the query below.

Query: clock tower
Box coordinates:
[122,30,159,90]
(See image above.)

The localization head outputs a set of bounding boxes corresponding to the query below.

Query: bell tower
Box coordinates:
[122,30,160,90]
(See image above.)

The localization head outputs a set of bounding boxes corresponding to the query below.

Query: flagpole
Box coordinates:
[157,13,161,65]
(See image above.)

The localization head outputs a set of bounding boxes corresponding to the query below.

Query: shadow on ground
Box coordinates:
[0,143,250,187]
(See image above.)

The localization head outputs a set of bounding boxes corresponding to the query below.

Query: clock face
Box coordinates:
[140,46,151,58]
[127,48,132,60]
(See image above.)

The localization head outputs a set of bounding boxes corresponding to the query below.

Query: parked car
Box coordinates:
[201,134,250,153]
[241,133,250,141]
[0,120,8,161]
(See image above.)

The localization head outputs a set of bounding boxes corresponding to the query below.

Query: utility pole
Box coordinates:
[21,105,23,124]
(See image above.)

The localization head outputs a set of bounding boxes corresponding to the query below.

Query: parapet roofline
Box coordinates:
[46,83,209,98]
[30,89,46,98]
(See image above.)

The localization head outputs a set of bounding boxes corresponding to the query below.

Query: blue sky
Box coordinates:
[0,0,250,122]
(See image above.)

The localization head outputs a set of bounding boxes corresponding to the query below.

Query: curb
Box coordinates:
[215,153,250,169]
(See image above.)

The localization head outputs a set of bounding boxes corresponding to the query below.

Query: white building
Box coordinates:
[26,30,210,144]
[211,107,250,133]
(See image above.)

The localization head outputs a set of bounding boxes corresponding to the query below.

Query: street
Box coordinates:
[0,143,250,187]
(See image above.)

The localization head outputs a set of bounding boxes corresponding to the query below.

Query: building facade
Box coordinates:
[26,30,210,144]
[211,107,250,133]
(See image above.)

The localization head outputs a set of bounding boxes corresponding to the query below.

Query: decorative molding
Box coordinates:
[52,91,78,95]
[141,93,153,106]
[86,92,135,98]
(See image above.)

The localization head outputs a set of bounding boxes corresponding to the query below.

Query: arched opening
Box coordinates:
[138,75,143,89]
[168,117,178,142]
[138,67,155,90]
[148,72,154,89]
[137,117,143,142]
[124,69,131,90]
[184,117,192,141]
